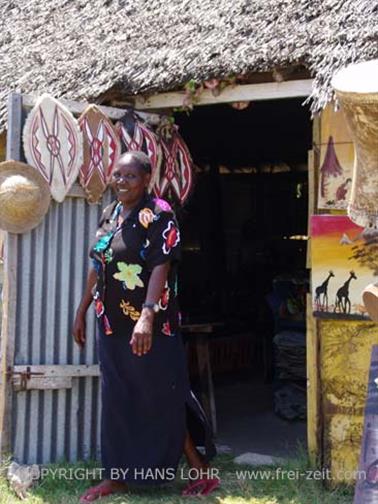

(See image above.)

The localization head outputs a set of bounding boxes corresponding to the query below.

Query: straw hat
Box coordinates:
[362,283,378,322]
[0,160,51,233]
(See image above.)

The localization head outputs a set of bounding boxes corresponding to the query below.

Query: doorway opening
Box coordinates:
[175,98,312,457]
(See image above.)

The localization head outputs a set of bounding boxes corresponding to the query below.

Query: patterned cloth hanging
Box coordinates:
[23,94,82,202]
[79,105,121,203]
[153,119,193,205]
[332,60,378,228]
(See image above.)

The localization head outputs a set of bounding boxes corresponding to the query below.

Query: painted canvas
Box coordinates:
[317,136,354,210]
[311,215,378,319]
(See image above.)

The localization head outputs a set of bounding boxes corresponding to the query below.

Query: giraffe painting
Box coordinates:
[312,216,376,320]
[315,270,335,311]
[334,271,357,314]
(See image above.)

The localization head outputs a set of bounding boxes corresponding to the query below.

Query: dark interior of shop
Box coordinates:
[174,98,312,456]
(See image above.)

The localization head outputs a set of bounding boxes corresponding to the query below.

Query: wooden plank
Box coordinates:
[195,335,217,435]
[12,376,72,391]
[22,94,161,124]
[306,293,321,466]
[354,345,378,503]
[0,93,22,456]
[123,79,314,110]
[12,364,100,377]
[181,323,222,334]
[307,149,315,269]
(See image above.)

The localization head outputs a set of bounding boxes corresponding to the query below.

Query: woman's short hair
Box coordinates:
[119,151,152,174]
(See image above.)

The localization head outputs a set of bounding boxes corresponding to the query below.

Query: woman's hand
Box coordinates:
[130,309,154,356]
[73,311,86,349]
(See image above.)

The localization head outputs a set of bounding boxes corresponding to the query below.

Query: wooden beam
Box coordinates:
[0,93,22,456]
[12,376,73,391]
[21,94,161,124]
[123,79,314,110]
[11,364,100,377]
[10,364,101,391]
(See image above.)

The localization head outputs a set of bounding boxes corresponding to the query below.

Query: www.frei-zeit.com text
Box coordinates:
[18,466,368,482]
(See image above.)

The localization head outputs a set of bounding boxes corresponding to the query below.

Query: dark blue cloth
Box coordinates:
[97,324,215,485]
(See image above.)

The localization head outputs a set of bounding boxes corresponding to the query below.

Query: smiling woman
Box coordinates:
[72,151,218,502]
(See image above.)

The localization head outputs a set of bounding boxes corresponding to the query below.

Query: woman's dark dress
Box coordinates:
[90,193,215,485]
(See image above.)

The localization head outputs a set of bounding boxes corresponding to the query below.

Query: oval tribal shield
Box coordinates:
[116,111,161,181]
[153,121,193,205]
[23,94,83,202]
[79,105,121,203]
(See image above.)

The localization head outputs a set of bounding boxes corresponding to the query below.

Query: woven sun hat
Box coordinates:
[362,283,378,322]
[0,160,51,234]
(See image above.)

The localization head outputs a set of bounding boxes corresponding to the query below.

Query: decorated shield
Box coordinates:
[153,119,193,204]
[116,111,161,176]
[23,94,83,202]
[79,105,121,203]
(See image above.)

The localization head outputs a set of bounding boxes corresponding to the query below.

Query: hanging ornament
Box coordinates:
[23,94,83,202]
[153,118,193,205]
[116,111,161,177]
[79,105,121,203]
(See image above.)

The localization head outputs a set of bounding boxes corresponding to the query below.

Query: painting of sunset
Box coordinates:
[311,215,378,319]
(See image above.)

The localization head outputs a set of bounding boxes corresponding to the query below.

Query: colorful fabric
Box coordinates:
[90,193,181,337]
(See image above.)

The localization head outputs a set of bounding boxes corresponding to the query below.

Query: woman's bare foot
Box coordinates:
[79,479,127,503]
[182,432,220,496]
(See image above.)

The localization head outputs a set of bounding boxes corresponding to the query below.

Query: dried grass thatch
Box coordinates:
[0,0,377,133]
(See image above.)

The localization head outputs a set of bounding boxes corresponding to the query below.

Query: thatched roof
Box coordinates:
[0,0,377,134]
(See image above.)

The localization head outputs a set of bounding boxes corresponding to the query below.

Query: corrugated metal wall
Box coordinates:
[12,191,112,464]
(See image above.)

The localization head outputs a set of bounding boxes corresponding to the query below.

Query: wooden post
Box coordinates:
[0,93,22,457]
[306,113,322,466]
[306,294,321,466]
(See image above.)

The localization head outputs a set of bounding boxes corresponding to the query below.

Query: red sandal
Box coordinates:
[182,477,220,497]
[79,481,125,503]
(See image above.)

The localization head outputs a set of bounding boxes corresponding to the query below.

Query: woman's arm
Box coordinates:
[72,267,97,349]
[130,262,170,356]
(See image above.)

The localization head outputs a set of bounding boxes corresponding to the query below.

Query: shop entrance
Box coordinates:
[175,98,312,457]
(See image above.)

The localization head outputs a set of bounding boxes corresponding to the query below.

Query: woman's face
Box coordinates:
[110,156,151,207]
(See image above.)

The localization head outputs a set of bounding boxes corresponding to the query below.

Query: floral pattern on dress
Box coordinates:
[154,198,172,213]
[120,300,141,321]
[104,248,113,263]
[113,262,144,290]
[159,282,170,311]
[139,239,150,261]
[162,321,173,336]
[138,208,156,229]
[162,221,180,255]
[94,291,105,317]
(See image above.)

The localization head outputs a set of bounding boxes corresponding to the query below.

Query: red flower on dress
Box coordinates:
[162,221,180,255]
[159,283,170,311]
[162,321,173,336]
[94,292,104,318]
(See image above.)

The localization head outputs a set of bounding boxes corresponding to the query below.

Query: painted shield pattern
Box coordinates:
[23,94,83,202]
[79,105,121,203]
[153,120,193,204]
[116,111,161,177]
